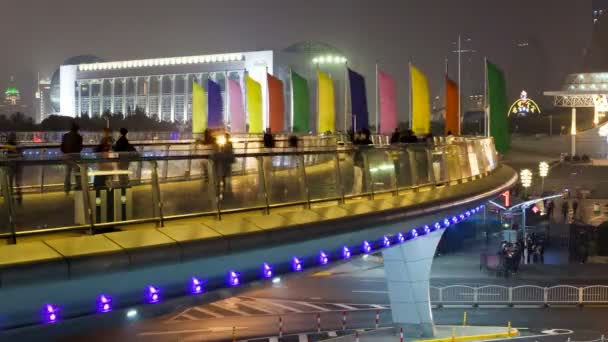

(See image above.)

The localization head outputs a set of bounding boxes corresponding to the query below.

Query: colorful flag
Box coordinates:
[267,73,285,132]
[228,78,246,133]
[246,75,263,133]
[445,76,459,135]
[348,68,369,131]
[291,71,310,133]
[192,81,207,134]
[486,61,510,153]
[317,69,336,134]
[378,70,397,135]
[207,79,223,128]
[410,64,431,136]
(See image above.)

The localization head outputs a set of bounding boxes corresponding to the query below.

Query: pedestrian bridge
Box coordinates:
[0,137,516,337]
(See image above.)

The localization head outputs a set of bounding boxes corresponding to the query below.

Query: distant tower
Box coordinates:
[4,76,21,106]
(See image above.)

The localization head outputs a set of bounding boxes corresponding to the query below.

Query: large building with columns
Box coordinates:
[56,51,273,127]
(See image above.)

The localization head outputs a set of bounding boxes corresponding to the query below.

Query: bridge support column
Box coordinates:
[382,230,445,337]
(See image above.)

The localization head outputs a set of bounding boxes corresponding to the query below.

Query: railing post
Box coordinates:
[543,287,549,306]
[0,167,17,244]
[362,151,373,199]
[473,287,479,306]
[150,160,164,227]
[186,144,194,179]
[257,156,270,215]
[334,152,345,204]
[407,148,419,186]
[298,154,311,209]
[508,287,513,305]
[135,146,144,182]
[427,148,437,185]
[208,158,221,221]
[40,148,46,193]
[439,287,444,304]
[162,144,170,181]
[579,287,584,306]
[78,163,95,235]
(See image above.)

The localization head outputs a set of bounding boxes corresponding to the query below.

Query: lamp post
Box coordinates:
[519,169,533,264]
[539,162,549,194]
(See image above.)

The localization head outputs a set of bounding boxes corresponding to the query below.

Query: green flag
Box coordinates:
[487,61,510,153]
[291,70,310,133]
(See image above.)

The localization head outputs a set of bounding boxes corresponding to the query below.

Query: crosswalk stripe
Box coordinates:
[333,303,359,310]
[190,306,224,318]
[295,301,330,311]
[210,302,251,316]
[253,298,303,313]
[237,300,276,314]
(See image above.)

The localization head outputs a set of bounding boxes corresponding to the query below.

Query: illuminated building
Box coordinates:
[36,77,52,123]
[1,76,28,115]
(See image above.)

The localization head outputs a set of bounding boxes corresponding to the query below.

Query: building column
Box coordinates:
[381,229,445,337]
[146,76,151,116]
[88,80,93,116]
[571,107,577,156]
[110,79,115,113]
[99,79,104,114]
[77,81,82,117]
[122,78,127,114]
[170,75,176,122]
[183,74,189,123]
[158,76,163,120]
[134,76,139,113]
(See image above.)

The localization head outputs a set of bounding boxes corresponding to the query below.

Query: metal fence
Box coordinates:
[431,285,608,306]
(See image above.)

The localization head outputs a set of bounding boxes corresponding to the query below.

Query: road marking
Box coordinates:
[298,334,308,342]
[352,290,388,294]
[328,331,338,337]
[139,326,247,336]
[254,298,303,313]
[311,272,333,277]
[236,300,275,314]
[309,297,323,300]
[295,301,331,311]
[190,306,225,318]
[333,303,359,310]
[210,302,251,316]
[269,338,279,342]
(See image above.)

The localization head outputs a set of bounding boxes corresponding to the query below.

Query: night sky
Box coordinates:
[1,0,592,115]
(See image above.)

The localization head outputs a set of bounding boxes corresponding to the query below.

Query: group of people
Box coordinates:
[389,127,441,145]
[498,234,545,277]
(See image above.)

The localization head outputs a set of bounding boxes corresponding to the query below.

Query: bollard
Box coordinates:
[400,328,404,342]
[317,313,321,333]
[463,311,467,326]
[375,310,380,329]
[601,335,605,342]
[507,321,512,337]
[342,311,347,331]
[451,327,456,342]
[279,316,283,338]
[232,326,236,342]
[355,331,360,342]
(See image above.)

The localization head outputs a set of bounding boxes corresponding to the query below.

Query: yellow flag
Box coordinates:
[317,69,335,134]
[410,64,431,135]
[192,81,207,134]
[246,75,263,133]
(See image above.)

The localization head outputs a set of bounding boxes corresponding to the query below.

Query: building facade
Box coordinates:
[58,51,273,128]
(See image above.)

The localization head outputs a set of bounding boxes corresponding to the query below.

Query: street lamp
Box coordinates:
[520,169,533,198]
[539,162,549,194]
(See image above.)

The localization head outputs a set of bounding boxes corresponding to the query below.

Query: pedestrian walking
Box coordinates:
[572,200,579,220]
[2,132,22,203]
[113,128,137,186]
[562,201,569,223]
[60,122,84,193]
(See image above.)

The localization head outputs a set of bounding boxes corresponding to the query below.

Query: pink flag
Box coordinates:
[378,70,398,135]
[228,79,246,133]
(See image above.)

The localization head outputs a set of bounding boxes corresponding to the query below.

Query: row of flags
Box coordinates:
[191,61,509,153]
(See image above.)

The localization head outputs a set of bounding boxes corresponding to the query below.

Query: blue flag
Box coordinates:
[348,68,369,131]
[207,79,224,128]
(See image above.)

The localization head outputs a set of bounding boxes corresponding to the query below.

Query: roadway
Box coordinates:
[7,253,606,342]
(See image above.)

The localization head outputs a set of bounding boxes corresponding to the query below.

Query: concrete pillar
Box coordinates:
[184,75,189,123]
[76,81,81,116]
[110,79,115,113]
[88,80,93,116]
[99,79,104,114]
[382,229,445,337]
[171,75,176,122]
[146,76,151,116]
[134,76,139,112]
[571,107,577,156]
[122,78,127,114]
[159,76,164,120]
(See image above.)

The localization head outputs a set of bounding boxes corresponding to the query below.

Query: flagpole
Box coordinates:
[375,62,379,135]
[225,70,230,132]
[445,58,449,135]
[265,66,269,132]
[457,34,462,135]
[316,64,319,134]
[290,69,294,132]
[244,70,248,133]
[344,62,348,133]
[484,57,489,137]
[408,61,412,130]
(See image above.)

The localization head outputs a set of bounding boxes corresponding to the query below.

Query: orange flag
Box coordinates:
[445,76,459,135]
[267,73,285,132]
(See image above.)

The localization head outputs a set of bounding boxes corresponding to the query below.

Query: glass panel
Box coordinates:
[406,145,431,186]
[264,155,305,205]
[221,156,266,211]
[307,153,339,201]
[159,157,215,217]
[366,148,396,193]
[339,150,364,197]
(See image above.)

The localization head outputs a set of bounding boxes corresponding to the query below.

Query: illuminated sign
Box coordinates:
[508,90,541,117]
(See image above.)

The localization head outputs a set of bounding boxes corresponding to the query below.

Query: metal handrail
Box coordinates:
[0,137,499,243]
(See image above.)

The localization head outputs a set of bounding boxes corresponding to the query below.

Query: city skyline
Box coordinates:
[0,0,593,119]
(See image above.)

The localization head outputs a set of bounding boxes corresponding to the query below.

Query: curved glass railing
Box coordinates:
[0,137,497,243]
